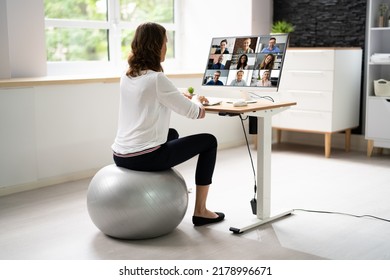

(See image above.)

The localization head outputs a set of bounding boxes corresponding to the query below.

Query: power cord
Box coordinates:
[238,114,258,214]
[293,208,390,223]
[247,92,275,102]
[237,95,275,215]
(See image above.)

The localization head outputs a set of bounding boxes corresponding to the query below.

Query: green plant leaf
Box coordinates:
[271,21,295,33]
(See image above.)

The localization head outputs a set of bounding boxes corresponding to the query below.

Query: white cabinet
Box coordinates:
[272,48,363,157]
[365,0,390,156]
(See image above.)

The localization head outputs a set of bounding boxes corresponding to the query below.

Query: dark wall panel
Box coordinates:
[273,0,366,48]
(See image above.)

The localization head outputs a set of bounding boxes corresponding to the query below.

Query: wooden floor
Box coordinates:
[1,143,390,260]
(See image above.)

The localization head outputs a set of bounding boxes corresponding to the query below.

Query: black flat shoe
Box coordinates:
[192,212,225,226]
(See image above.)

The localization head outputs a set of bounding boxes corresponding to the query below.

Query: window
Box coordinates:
[44,0,176,74]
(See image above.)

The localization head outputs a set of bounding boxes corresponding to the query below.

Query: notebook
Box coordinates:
[203,97,223,106]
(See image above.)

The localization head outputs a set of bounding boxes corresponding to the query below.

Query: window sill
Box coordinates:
[0,73,203,88]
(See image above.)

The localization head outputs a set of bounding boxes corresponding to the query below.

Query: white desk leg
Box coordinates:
[229,114,293,234]
[257,113,271,218]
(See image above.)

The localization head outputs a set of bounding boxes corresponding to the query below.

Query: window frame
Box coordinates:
[44,0,178,76]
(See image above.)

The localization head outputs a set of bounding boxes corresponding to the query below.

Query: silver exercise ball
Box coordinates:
[87,164,188,239]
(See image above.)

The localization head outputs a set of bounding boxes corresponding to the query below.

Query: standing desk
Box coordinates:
[204,100,297,234]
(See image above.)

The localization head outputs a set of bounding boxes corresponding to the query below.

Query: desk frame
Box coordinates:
[205,101,296,234]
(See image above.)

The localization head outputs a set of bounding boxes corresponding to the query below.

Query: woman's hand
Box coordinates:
[198,95,209,105]
[183,92,193,100]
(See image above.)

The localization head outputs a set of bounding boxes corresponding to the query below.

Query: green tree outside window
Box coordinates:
[44,0,175,62]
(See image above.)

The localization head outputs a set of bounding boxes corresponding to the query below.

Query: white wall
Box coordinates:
[178,0,262,73]
[0,83,119,195]
[0,0,46,78]
[252,0,273,35]
[0,0,11,78]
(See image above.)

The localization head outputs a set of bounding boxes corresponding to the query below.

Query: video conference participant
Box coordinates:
[236,54,249,70]
[236,38,254,54]
[256,70,272,87]
[230,70,247,86]
[206,70,224,85]
[261,37,281,53]
[211,55,225,69]
[214,39,230,54]
[259,53,275,70]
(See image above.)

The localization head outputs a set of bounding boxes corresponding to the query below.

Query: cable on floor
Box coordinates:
[293,208,390,223]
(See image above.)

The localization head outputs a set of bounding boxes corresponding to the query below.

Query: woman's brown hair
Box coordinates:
[259,54,275,70]
[126,22,166,77]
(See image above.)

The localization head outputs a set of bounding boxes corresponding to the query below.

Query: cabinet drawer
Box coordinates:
[284,50,335,70]
[280,70,334,91]
[366,98,390,139]
[272,110,332,132]
[278,90,333,111]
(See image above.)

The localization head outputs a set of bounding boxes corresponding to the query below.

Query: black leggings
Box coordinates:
[113,129,217,186]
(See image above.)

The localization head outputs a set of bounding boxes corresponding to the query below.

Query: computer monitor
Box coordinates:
[202,34,289,101]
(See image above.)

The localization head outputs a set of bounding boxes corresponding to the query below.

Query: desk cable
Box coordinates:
[238,95,275,214]
[248,92,275,102]
[238,114,258,214]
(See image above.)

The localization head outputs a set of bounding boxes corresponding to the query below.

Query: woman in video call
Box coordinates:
[112,22,225,226]
[236,54,249,70]
[214,39,229,54]
[236,38,254,54]
[256,70,272,87]
[259,53,275,70]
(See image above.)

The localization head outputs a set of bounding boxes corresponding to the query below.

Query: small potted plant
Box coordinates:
[271,20,295,34]
[379,3,388,27]
[187,87,195,95]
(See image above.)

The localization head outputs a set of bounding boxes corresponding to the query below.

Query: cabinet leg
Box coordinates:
[276,129,282,144]
[325,133,331,158]
[367,140,374,157]
[345,129,351,152]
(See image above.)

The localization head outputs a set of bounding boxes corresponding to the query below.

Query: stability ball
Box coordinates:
[87,164,188,239]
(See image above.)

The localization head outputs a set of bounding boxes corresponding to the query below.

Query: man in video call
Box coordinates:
[211,55,225,69]
[206,70,224,85]
[261,37,281,53]
[230,70,247,86]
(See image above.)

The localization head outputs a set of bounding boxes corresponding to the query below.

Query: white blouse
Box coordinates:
[112,71,201,154]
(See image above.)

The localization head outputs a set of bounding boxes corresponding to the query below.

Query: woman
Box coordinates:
[259,54,275,70]
[236,38,254,54]
[111,22,224,226]
[214,39,229,54]
[236,54,248,70]
[256,70,272,87]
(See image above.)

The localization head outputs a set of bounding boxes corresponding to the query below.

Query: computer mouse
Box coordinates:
[233,99,248,107]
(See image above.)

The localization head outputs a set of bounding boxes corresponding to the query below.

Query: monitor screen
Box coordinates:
[202,34,289,94]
